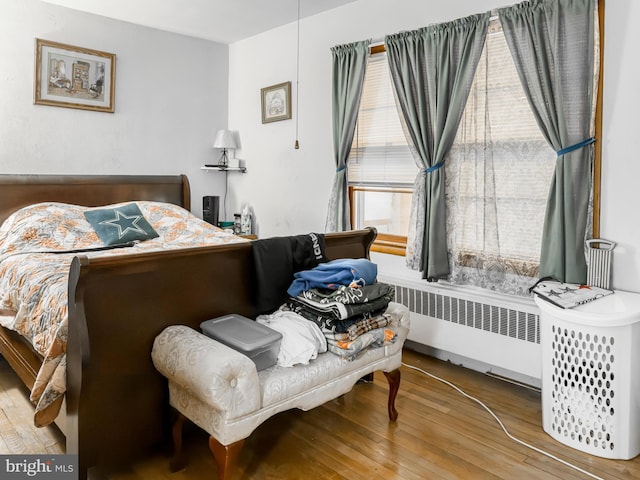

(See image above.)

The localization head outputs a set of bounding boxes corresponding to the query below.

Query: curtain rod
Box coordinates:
[369,12,500,48]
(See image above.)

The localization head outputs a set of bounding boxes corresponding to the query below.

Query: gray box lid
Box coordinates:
[200,314,282,353]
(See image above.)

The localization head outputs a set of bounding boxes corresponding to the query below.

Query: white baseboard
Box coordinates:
[404,339,541,390]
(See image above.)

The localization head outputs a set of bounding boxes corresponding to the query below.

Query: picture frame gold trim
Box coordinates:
[261,81,292,124]
[34,38,116,113]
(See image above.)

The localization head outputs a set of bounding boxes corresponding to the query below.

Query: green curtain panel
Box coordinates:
[325,40,369,232]
[499,0,597,284]
[385,13,489,280]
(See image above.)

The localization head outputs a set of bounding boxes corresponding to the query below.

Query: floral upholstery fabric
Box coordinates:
[0,201,247,426]
[153,325,261,420]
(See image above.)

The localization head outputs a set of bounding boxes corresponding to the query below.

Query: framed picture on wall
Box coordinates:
[34,38,116,113]
[261,81,292,123]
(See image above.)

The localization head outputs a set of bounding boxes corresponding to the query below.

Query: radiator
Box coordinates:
[386,281,542,386]
[392,284,540,344]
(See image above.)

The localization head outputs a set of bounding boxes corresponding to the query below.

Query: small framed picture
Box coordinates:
[261,81,292,123]
[34,38,116,113]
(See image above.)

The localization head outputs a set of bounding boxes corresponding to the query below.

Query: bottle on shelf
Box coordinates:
[241,205,252,235]
[233,213,242,235]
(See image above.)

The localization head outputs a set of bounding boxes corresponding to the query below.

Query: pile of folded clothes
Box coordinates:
[257,257,398,363]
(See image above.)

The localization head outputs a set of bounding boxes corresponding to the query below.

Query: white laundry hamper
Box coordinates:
[536,291,640,459]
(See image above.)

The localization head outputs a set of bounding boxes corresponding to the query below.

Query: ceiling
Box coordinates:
[41,0,359,44]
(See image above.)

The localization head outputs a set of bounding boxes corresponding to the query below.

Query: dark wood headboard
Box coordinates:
[0,174,190,225]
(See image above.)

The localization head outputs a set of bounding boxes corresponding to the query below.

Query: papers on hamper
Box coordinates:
[532,280,613,309]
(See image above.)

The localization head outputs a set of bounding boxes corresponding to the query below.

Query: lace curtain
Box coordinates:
[444,18,557,296]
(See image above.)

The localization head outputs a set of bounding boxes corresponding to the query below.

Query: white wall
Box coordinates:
[599,0,640,292]
[228,0,640,294]
[0,0,230,212]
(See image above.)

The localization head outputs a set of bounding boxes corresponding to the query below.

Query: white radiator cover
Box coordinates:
[374,255,542,387]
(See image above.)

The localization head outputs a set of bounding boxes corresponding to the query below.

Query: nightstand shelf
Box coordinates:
[201,165,247,173]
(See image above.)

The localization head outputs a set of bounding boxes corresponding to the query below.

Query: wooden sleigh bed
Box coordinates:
[0,174,376,477]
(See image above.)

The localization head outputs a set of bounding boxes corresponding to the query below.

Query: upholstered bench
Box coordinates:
[151,302,410,480]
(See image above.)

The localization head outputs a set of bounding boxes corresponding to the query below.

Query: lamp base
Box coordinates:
[217,149,229,168]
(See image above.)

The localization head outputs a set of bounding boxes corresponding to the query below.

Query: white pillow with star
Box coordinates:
[84,203,159,246]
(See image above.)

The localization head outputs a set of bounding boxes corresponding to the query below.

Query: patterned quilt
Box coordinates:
[0,201,248,427]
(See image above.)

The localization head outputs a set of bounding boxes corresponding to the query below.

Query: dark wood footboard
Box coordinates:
[66,228,376,473]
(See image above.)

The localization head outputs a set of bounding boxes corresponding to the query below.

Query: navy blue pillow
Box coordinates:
[84,203,159,246]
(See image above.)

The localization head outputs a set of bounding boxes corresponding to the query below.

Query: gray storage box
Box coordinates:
[200,314,282,371]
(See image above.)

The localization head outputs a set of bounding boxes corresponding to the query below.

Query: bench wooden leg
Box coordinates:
[169,409,186,472]
[383,369,401,421]
[209,437,245,480]
[169,408,243,479]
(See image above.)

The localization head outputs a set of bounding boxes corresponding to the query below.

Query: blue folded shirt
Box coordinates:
[287,258,378,297]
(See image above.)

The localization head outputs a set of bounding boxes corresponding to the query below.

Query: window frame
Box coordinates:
[349,185,411,255]
[592,0,605,238]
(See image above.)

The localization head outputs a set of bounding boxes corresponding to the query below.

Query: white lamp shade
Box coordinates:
[213,130,237,149]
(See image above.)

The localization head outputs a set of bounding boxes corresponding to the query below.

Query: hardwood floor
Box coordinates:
[0,355,65,455]
[2,349,639,479]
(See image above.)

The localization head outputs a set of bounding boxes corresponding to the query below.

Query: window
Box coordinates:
[348,47,418,255]
[349,8,602,295]
[444,18,559,293]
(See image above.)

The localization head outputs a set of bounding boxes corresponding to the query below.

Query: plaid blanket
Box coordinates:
[321,313,393,342]
[326,327,397,360]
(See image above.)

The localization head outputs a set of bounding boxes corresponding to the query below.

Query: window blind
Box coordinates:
[348,51,418,187]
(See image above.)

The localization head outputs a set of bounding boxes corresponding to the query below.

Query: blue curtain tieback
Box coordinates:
[424,161,444,174]
[556,137,596,156]
[336,165,347,173]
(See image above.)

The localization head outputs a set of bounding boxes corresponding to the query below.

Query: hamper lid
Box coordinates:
[535,290,640,327]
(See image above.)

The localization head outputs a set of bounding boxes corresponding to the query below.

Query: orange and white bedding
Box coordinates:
[0,201,247,427]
